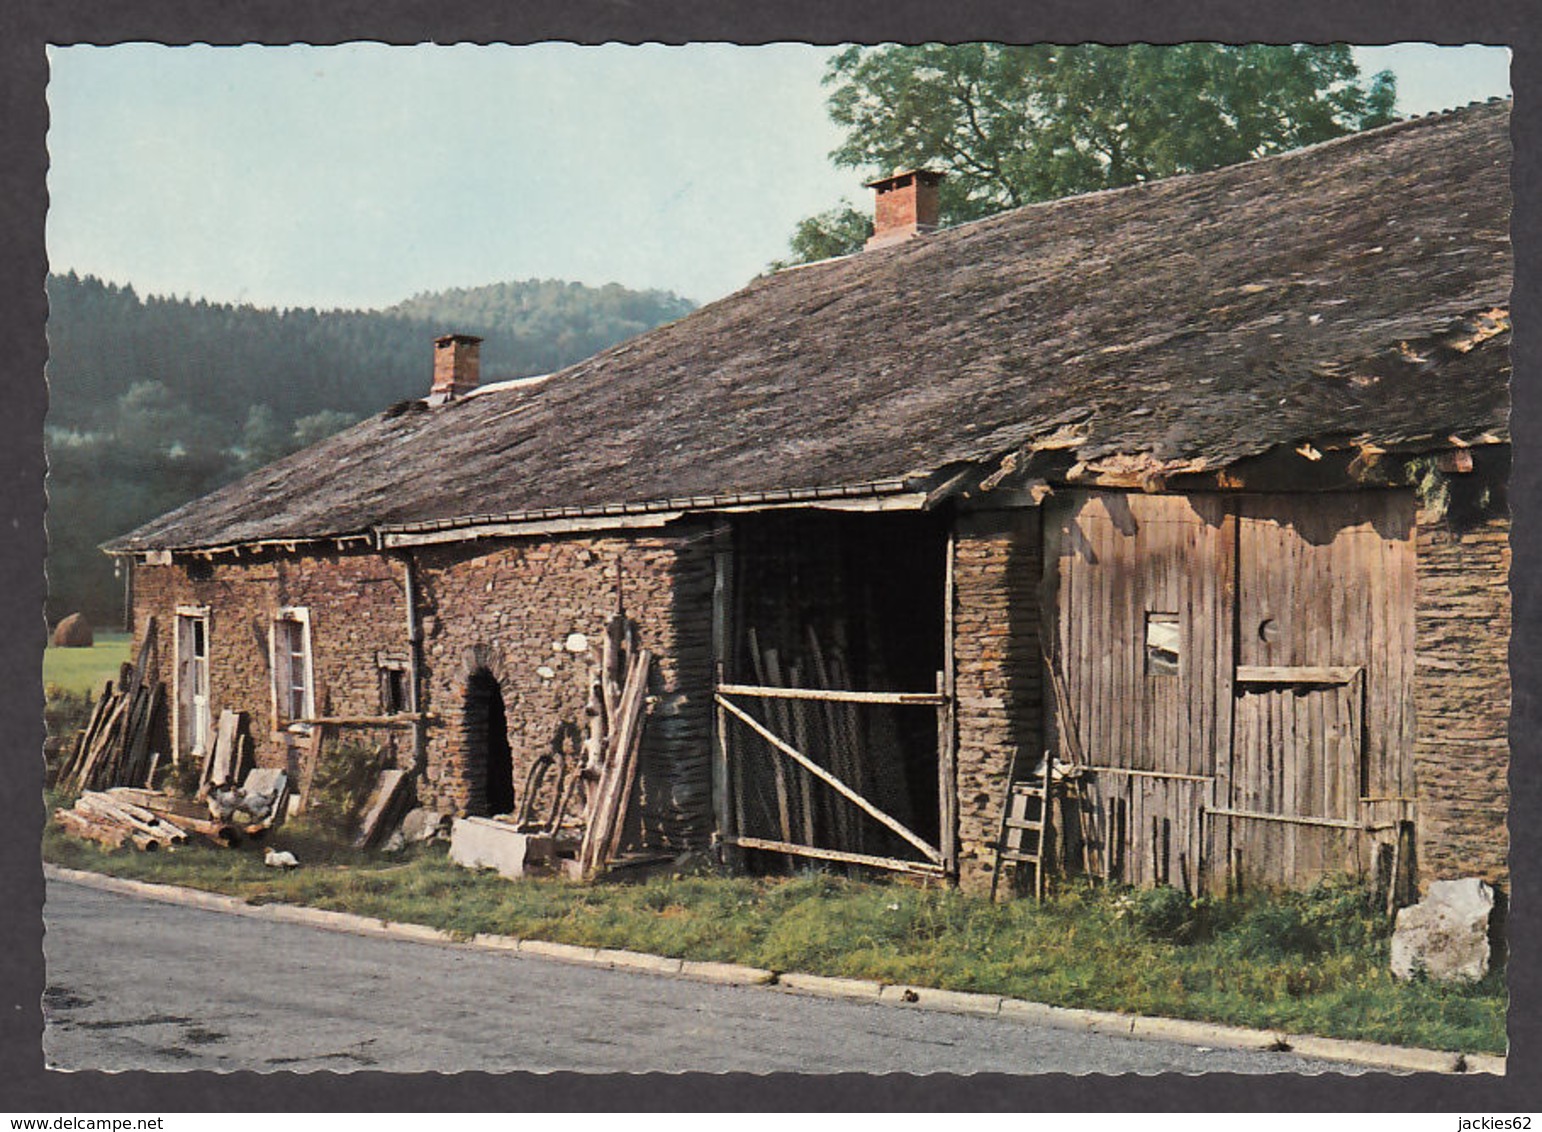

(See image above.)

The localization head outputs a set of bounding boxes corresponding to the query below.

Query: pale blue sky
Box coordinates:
[45,43,1511,310]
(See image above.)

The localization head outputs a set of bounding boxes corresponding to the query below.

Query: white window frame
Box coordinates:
[269,606,316,731]
[173,604,212,763]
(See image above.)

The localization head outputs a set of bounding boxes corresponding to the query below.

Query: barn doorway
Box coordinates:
[465,668,514,816]
[716,510,953,878]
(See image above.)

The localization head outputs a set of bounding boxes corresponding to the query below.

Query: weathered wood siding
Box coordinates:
[1229,493,1415,888]
[1047,489,1416,892]
[1045,493,1232,889]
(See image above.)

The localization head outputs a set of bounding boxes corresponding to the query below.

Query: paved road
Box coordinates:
[43,878,1362,1074]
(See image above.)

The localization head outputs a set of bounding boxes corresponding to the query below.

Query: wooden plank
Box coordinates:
[711,535,733,863]
[716,693,943,865]
[1086,766,1214,783]
[746,629,792,847]
[288,714,430,727]
[727,836,947,878]
[353,768,409,849]
[1235,666,1363,684]
[297,723,329,812]
[805,625,852,851]
[936,669,957,878]
[713,683,947,706]
[592,646,652,866]
[1206,806,1365,830]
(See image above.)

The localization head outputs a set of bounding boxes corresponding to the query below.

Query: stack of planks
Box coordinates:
[197,710,253,794]
[60,620,165,794]
[577,615,654,876]
[741,623,873,858]
[53,789,190,852]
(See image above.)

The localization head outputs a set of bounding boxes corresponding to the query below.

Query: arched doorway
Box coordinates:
[464,668,514,816]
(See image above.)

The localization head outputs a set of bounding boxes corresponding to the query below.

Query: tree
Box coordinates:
[771,204,875,268]
[783,43,1397,261]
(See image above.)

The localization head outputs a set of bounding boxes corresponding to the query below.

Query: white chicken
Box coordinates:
[263,847,300,869]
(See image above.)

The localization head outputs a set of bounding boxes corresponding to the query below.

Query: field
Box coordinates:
[44,632,131,696]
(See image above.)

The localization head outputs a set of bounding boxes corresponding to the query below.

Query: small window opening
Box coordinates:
[1145,612,1180,676]
[380,664,409,715]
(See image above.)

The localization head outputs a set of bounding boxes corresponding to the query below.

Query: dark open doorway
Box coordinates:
[722,510,951,875]
[465,668,514,816]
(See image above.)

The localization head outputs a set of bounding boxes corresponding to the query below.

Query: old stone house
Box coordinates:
[106,99,1511,898]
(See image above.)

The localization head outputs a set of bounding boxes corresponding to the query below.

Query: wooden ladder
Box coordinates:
[990,757,1056,902]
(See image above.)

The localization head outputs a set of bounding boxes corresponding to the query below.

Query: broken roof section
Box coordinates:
[108,99,1511,554]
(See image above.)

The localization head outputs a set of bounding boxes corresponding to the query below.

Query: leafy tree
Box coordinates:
[771,204,875,268]
[783,43,1396,260]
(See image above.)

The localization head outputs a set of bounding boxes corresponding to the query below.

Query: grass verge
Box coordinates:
[42,806,1506,1055]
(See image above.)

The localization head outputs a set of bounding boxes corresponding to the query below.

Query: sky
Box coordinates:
[45,43,1512,311]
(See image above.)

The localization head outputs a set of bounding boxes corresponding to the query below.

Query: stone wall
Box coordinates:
[414,525,716,848]
[130,551,411,777]
[130,526,718,850]
[1413,509,1511,891]
[950,508,1044,894]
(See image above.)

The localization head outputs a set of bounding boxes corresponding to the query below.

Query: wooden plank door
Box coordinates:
[1046,491,1234,889]
[1227,493,1415,889]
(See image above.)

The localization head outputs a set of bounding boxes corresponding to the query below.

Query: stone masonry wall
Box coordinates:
[951,508,1044,894]
[1413,509,1511,891]
[130,551,411,778]
[414,525,716,848]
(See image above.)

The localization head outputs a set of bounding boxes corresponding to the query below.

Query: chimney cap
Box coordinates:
[865,168,946,191]
[435,332,484,347]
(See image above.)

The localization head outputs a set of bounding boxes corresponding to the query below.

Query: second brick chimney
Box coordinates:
[430,333,482,404]
[865,168,945,250]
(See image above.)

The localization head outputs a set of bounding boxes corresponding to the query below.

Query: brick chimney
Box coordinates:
[865,168,945,250]
[430,333,482,403]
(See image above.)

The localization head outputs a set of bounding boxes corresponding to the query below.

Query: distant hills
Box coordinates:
[44,273,696,626]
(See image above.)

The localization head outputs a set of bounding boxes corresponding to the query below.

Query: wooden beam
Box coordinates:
[726,836,946,878]
[1085,766,1215,783]
[716,683,947,706]
[382,511,685,547]
[1235,665,1362,685]
[288,712,436,726]
[1207,806,1364,831]
[715,693,944,865]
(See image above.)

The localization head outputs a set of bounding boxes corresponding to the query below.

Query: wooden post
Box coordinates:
[710,527,737,868]
[713,663,737,869]
[936,669,957,881]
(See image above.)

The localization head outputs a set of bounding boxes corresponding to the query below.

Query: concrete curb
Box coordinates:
[776,972,884,1000]
[681,960,775,986]
[47,865,1503,1075]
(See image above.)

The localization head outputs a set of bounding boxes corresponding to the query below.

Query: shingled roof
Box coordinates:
[109,99,1511,553]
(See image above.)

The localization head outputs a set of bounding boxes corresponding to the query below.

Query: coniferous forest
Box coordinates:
[44,272,696,626]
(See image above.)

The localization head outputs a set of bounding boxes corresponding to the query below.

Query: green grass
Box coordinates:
[42,803,1507,1056]
[44,631,131,696]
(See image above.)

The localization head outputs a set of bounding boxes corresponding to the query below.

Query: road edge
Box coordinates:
[45,864,1504,1076]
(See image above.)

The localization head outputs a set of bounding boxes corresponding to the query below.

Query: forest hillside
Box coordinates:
[45,273,695,625]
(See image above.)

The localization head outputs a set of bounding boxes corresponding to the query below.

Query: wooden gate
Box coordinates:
[714,681,954,878]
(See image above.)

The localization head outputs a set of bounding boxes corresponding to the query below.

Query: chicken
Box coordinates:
[263,847,299,869]
[207,785,243,822]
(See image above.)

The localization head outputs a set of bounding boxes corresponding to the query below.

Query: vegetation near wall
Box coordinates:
[44,273,695,625]
[40,814,1507,1056]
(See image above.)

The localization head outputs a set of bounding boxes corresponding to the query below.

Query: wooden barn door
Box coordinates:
[1047,492,1233,891]
[1224,493,1416,889]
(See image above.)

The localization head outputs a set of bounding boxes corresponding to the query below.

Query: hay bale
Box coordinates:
[52,613,94,648]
